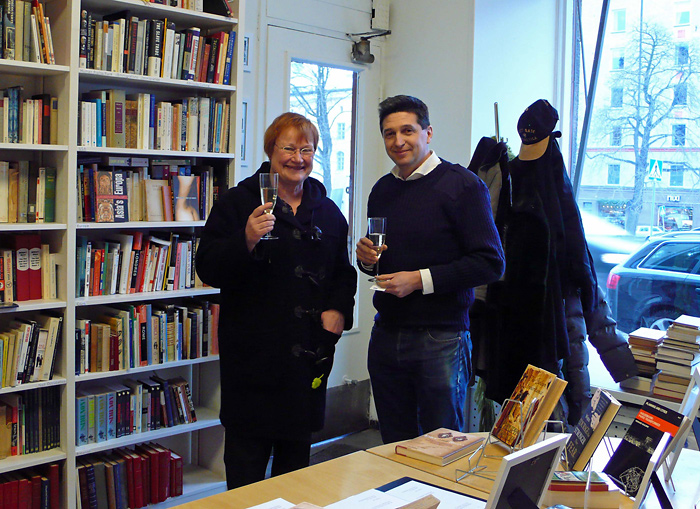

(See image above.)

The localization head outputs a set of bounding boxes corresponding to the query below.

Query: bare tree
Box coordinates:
[289,62,352,194]
[590,22,700,232]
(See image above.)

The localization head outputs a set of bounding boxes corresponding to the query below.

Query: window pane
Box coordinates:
[673,82,687,105]
[289,61,356,222]
[612,48,625,69]
[611,126,622,146]
[608,164,621,185]
[676,44,689,65]
[676,11,690,25]
[611,87,623,107]
[673,124,686,146]
[613,9,626,31]
[670,164,684,187]
[640,242,700,273]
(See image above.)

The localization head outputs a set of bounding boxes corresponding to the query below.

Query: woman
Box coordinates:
[195,112,357,489]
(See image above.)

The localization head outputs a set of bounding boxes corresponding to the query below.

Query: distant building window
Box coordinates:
[676,44,689,65]
[611,88,623,107]
[337,151,345,171]
[670,164,684,186]
[611,126,622,146]
[337,122,346,140]
[613,9,626,31]
[608,164,620,185]
[674,82,688,105]
[676,11,690,25]
[612,48,625,70]
[583,202,593,211]
[673,124,686,146]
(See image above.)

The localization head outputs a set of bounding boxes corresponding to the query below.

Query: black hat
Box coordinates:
[517,99,559,160]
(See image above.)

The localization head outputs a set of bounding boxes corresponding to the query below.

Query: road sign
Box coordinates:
[648,159,662,181]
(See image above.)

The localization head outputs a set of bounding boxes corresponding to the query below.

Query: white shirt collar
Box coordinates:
[390,151,440,181]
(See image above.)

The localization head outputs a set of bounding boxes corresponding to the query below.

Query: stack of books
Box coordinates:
[620,327,664,392]
[653,315,700,401]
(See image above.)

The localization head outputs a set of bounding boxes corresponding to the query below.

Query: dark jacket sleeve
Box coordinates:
[195,190,260,289]
[585,285,639,382]
[323,211,357,330]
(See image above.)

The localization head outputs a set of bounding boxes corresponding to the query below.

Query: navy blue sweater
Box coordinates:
[362,160,504,330]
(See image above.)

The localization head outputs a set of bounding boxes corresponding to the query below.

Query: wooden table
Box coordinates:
[172,451,488,509]
[369,435,700,508]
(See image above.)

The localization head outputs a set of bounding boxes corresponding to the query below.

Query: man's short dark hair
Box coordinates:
[378,95,430,131]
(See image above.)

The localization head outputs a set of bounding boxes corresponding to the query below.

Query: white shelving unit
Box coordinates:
[0,0,244,507]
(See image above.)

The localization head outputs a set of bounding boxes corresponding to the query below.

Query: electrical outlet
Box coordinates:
[371,0,390,31]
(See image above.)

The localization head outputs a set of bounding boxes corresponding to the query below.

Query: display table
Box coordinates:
[369,435,700,508]
[171,450,487,509]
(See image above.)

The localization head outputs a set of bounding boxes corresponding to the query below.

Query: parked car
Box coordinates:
[635,225,664,237]
[606,231,700,332]
[580,211,644,289]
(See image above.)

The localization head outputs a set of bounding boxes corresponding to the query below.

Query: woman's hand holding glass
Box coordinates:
[245,203,277,252]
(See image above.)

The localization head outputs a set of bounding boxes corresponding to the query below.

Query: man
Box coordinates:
[356,95,505,443]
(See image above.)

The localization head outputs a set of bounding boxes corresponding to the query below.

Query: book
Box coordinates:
[565,388,621,471]
[603,399,683,496]
[394,428,485,466]
[548,471,611,492]
[491,364,568,448]
[620,371,659,392]
[172,174,200,221]
[542,472,621,508]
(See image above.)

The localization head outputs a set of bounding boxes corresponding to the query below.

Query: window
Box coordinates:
[612,48,625,69]
[673,82,687,105]
[337,151,345,171]
[670,164,684,186]
[676,11,690,25]
[608,164,620,185]
[289,61,356,220]
[613,9,626,31]
[673,124,686,146]
[611,126,622,146]
[611,88,623,107]
[640,242,700,273]
[676,43,689,65]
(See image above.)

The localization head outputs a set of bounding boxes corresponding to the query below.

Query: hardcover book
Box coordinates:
[394,428,485,466]
[565,388,621,471]
[172,174,200,221]
[491,364,568,448]
[603,399,683,496]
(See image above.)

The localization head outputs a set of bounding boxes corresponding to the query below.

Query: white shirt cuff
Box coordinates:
[420,268,434,295]
[361,262,375,271]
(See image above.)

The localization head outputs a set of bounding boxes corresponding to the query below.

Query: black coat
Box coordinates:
[195,163,357,439]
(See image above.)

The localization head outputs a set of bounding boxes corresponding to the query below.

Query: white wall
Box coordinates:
[472,0,572,158]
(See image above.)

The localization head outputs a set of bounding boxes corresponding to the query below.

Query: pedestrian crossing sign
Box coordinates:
[648,159,662,181]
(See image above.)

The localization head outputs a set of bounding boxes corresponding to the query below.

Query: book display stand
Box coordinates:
[455,398,565,484]
[662,366,700,484]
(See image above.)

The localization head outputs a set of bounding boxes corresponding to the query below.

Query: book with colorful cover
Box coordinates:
[394,428,485,466]
[565,388,621,471]
[603,399,683,496]
[491,364,568,448]
[172,174,200,221]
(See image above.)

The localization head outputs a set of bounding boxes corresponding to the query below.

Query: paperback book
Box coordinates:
[394,428,484,466]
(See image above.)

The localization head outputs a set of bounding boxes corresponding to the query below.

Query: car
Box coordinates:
[635,225,664,237]
[606,231,700,332]
[580,211,644,289]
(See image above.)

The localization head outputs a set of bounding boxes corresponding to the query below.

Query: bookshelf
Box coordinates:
[0,0,244,508]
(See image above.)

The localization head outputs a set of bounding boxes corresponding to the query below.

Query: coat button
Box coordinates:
[295,266,304,278]
[293,229,301,240]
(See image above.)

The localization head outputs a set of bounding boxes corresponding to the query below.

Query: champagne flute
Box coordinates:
[367,217,386,282]
[259,172,278,240]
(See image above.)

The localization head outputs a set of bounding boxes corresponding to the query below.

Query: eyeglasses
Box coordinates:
[276,144,315,158]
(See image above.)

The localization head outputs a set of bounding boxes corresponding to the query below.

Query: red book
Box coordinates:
[136,451,150,507]
[152,444,171,502]
[30,475,42,509]
[109,328,119,371]
[210,303,220,355]
[131,451,144,508]
[128,232,144,293]
[135,237,151,293]
[76,463,89,509]
[44,464,59,509]
[135,444,159,504]
[12,234,41,301]
[4,476,19,509]
[169,451,183,497]
[17,477,30,509]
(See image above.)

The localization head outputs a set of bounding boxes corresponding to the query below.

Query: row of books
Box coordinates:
[78,90,230,153]
[1,234,59,303]
[0,386,60,458]
[75,300,219,374]
[0,87,58,145]
[0,462,59,509]
[77,163,215,223]
[76,376,197,445]
[1,0,56,64]
[0,313,62,387]
[622,314,700,401]
[76,232,203,298]
[80,10,236,86]
[0,164,56,224]
[77,443,183,509]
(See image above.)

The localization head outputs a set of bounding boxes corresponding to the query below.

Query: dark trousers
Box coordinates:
[223,431,311,490]
[368,323,471,444]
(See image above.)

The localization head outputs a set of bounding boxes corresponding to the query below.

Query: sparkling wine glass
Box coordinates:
[367,217,386,282]
[259,172,278,240]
